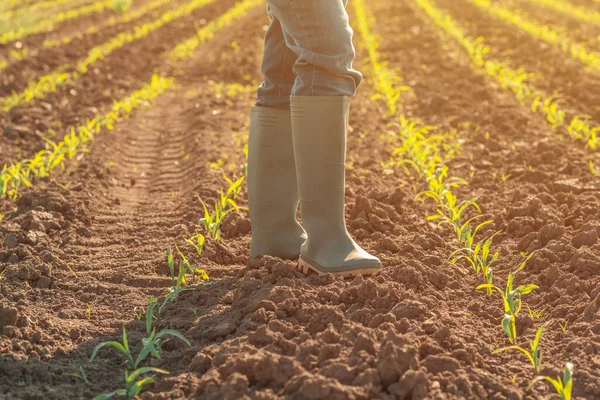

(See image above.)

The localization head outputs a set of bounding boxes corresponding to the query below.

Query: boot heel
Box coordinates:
[297,255,380,278]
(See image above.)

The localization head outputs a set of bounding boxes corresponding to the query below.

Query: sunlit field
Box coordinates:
[1,0,600,398]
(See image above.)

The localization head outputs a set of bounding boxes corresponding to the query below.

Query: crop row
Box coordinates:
[0,0,260,200]
[87,4,260,396]
[0,75,175,199]
[44,0,173,48]
[89,247,208,399]
[1,0,88,21]
[0,0,219,111]
[0,0,114,45]
[468,0,600,72]
[525,0,600,26]
[415,0,599,154]
[354,0,574,397]
[0,0,172,74]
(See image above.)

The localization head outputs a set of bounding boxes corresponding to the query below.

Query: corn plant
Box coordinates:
[451,231,499,291]
[92,367,169,400]
[65,366,89,383]
[493,324,546,373]
[185,232,205,256]
[559,320,569,333]
[527,305,546,320]
[528,363,574,400]
[198,176,246,240]
[477,254,538,343]
[90,325,190,370]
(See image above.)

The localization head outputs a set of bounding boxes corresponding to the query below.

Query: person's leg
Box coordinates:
[255,7,297,109]
[247,7,305,259]
[267,0,382,276]
[266,0,362,97]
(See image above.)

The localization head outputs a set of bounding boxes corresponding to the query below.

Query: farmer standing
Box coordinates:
[247,0,382,276]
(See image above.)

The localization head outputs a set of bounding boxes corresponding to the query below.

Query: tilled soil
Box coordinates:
[1,0,600,399]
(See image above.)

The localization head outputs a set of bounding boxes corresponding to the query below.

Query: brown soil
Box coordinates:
[1,0,600,399]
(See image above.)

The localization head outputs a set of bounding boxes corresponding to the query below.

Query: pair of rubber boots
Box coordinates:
[247,96,381,277]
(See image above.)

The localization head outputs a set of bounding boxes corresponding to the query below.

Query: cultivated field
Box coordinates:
[1,0,600,398]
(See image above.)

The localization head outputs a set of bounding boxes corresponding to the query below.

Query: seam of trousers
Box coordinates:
[286,0,317,96]
[277,46,289,104]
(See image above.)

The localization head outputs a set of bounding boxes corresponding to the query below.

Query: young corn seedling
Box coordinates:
[198,176,246,240]
[185,232,205,256]
[477,253,538,343]
[65,366,89,383]
[90,325,190,370]
[493,324,546,373]
[527,305,546,320]
[528,363,574,400]
[559,320,569,333]
[175,246,209,282]
[451,232,500,292]
[92,367,169,400]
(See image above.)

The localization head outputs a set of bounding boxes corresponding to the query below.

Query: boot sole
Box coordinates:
[297,256,381,278]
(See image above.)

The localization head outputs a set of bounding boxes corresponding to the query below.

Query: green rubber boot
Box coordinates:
[248,106,306,260]
[290,96,382,277]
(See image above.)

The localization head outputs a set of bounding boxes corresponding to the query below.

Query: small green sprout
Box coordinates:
[90,325,190,370]
[527,305,546,320]
[92,367,169,400]
[477,253,538,343]
[198,175,246,240]
[493,324,546,373]
[185,232,205,257]
[65,366,89,384]
[528,363,574,400]
[559,320,569,333]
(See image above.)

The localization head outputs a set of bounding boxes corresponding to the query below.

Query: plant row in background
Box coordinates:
[0,0,85,15]
[43,0,172,48]
[353,0,573,397]
[414,0,599,154]
[169,0,261,60]
[0,75,174,199]
[524,0,600,26]
[468,0,600,72]
[0,0,262,199]
[0,0,115,45]
[0,0,219,111]
[0,0,173,73]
